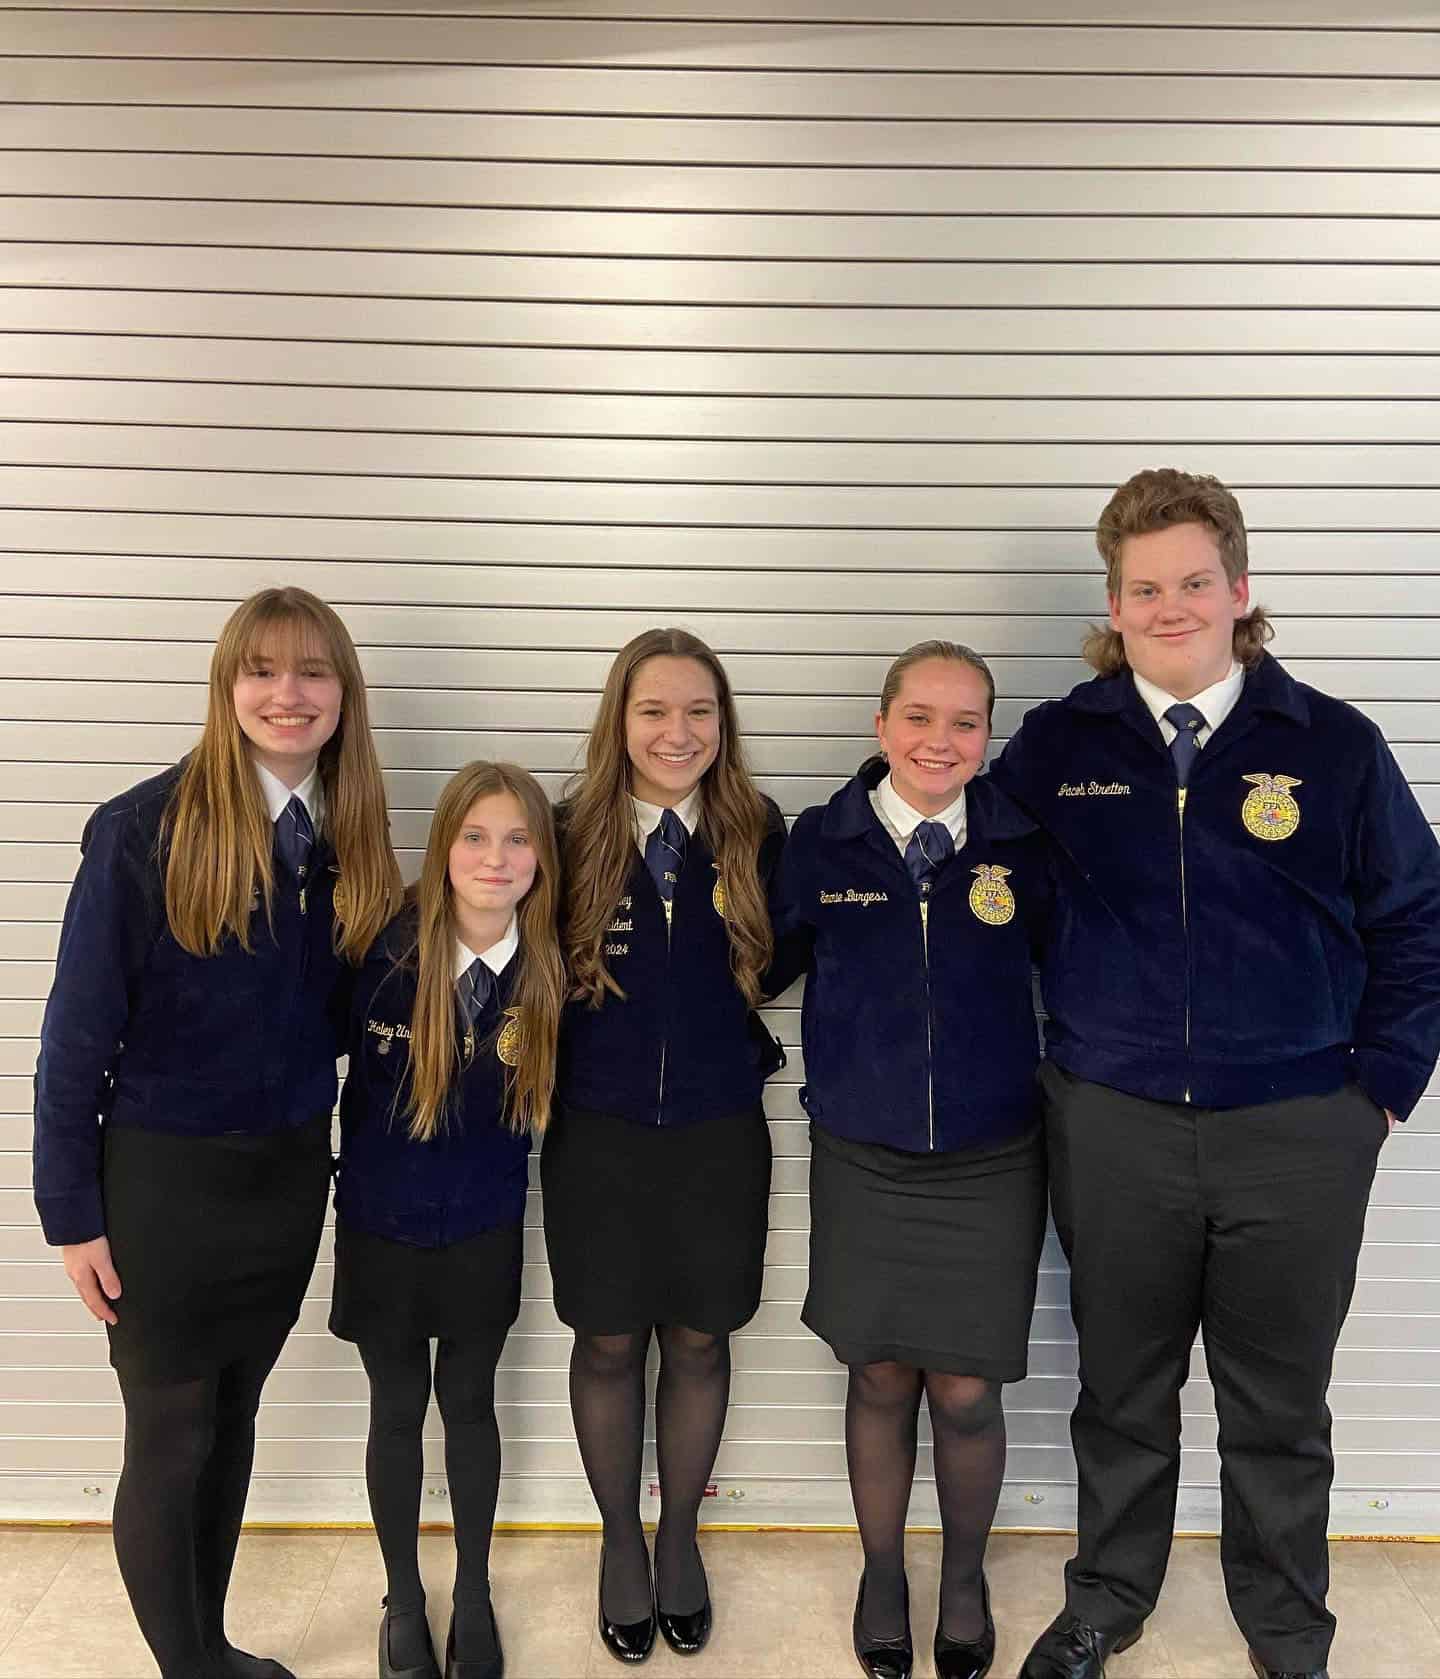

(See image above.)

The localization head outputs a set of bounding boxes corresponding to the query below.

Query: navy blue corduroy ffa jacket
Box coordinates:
[32,762,347,1247]
[990,653,1440,1118]
[556,796,787,1126]
[769,763,1051,1154]
[333,907,532,1247]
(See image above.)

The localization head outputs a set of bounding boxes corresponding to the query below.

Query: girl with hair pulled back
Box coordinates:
[769,639,1050,1679]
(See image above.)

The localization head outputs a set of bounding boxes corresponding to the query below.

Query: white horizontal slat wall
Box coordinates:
[0,0,1437,1531]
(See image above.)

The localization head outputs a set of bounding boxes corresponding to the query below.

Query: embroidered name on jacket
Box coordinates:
[819,888,890,907]
[367,1018,412,1055]
[1057,781,1132,797]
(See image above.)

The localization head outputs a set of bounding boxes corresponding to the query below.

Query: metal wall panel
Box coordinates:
[0,0,1436,1531]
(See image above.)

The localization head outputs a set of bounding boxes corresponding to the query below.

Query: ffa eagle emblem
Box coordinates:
[495,1008,523,1067]
[712,865,726,918]
[1241,774,1302,841]
[968,864,1016,926]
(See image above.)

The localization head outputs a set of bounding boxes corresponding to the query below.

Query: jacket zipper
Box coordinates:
[920,887,935,1150]
[1177,786,1191,1103]
[657,898,672,1124]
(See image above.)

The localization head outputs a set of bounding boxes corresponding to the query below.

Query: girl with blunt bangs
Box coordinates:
[33,587,401,1679]
[543,628,788,1665]
[331,762,564,1679]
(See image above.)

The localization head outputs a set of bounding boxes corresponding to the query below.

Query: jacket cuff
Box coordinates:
[1353,1046,1429,1123]
[35,1189,105,1248]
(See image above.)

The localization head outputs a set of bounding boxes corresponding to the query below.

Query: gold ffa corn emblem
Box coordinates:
[1240,773,1303,842]
[712,864,726,918]
[495,1008,523,1067]
[331,875,351,921]
[968,864,1016,926]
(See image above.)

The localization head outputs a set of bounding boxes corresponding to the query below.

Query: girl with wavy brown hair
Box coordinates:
[331,761,565,1679]
[33,587,401,1679]
[541,628,787,1663]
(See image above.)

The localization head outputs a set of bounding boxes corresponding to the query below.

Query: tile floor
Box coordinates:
[0,1526,1438,1678]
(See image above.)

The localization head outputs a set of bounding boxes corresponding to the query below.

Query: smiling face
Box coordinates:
[231,633,343,786]
[448,791,539,932]
[624,655,722,807]
[875,657,991,815]
[1108,522,1249,700]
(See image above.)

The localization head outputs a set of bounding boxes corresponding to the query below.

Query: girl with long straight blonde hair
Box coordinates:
[33,587,400,1679]
[541,628,787,1664]
[331,762,564,1679]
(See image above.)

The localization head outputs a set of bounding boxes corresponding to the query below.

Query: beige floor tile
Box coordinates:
[221,1531,345,1666]
[1326,1541,1440,1679]
[0,1530,81,1659]
[1382,1541,1440,1634]
[0,1532,155,1679]
[293,1531,389,1678]
[474,1530,597,1679]
[1140,1538,1251,1679]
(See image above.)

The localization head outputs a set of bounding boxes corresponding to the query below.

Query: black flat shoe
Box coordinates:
[444,1602,504,1679]
[852,1573,913,1679]
[378,1597,441,1679]
[933,1574,995,1679]
[597,1543,657,1664]
[656,1545,712,1656]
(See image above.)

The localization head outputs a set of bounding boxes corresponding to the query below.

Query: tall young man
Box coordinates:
[993,468,1440,1679]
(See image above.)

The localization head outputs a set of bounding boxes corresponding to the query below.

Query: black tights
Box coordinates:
[113,1343,285,1679]
[570,1325,730,1623]
[357,1333,508,1670]
[846,1362,1006,1643]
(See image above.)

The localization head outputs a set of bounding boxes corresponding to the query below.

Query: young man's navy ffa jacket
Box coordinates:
[333,908,531,1247]
[32,762,347,1248]
[769,762,1050,1154]
[556,797,787,1127]
[991,651,1440,1118]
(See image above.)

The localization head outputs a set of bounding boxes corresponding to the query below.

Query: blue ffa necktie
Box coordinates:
[904,819,954,895]
[459,956,494,1028]
[644,808,688,906]
[274,794,315,882]
[1164,702,1207,788]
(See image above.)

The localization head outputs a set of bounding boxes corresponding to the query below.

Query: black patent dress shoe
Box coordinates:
[852,1573,913,1679]
[1247,1650,1328,1679]
[597,1544,657,1664]
[933,1574,995,1679]
[1018,1610,1143,1679]
[378,1597,442,1679]
[444,1601,504,1679]
[656,1545,712,1655]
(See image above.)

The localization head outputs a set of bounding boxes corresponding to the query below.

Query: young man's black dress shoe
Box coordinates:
[852,1573,913,1679]
[444,1604,504,1679]
[1018,1610,1143,1679]
[378,1597,442,1679]
[597,1545,657,1664]
[656,1545,712,1655]
[932,1574,995,1679]
[1247,1649,1328,1679]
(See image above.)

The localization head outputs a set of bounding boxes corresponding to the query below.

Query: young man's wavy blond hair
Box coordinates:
[1083,467,1273,676]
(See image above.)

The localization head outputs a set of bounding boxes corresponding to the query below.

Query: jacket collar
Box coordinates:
[822,756,1036,847]
[1062,651,1310,732]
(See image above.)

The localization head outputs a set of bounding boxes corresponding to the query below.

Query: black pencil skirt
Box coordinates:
[101,1114,332,1384]
[803,1121,1046,1381]
[540,1102,772,1336]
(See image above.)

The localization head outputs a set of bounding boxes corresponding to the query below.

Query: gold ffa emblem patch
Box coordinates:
[968,864,1016,926]
[712,865,726,918]
[331,876,351,921]
[1241,773,1302,841]
[495,1008,523,1067]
